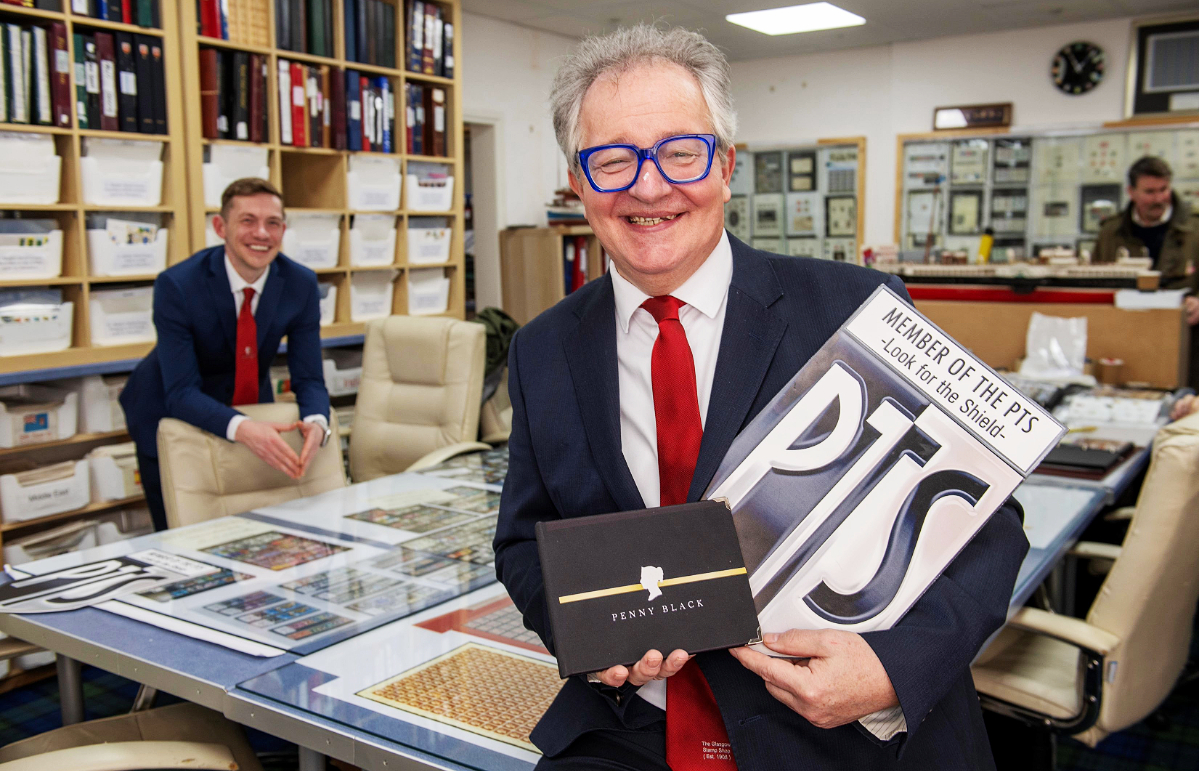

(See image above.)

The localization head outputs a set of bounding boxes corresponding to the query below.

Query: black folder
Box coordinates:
[536,500,760,678]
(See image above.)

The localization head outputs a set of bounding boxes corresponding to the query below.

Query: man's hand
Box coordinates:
[296,420,325,476]
[729,629,899,729]
[234,419,303,479]
[595,648,691,688]
[1185,295,1199,326]
[1171,393,1198,422]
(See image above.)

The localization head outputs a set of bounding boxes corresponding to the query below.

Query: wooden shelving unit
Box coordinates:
[499,225,604,325]
[177,0,467,332]
[0,0,190,377]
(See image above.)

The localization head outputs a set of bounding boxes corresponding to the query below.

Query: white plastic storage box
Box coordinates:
[2,519,124,566]
[88,441,142,502]
[348,155,402,211]
[405,162,454,212]
[322,348,363,397]
[203,145,270,208]
[350,270,396,322]
[80,138,165,207]
[406,218,451,265]
[0,132,62,205]
[0,300,73,356]
[408,267,451,316]
[0,229,64,280]
[282,213,341,270]
[0,385,78,448]
[349,215,397,266]
[318,283,336,326]
[0,459,89,523]
[87,228,168,277]
[89,286,156,346]
[80,374,128,432]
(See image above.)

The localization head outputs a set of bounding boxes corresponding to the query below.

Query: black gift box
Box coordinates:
[536,500,760,678]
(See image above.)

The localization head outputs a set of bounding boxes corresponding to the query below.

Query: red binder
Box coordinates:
[94,32,119,131]
[199,48,219,139]
[572,236,587,292]
[248,53,263,142]
[290,61,307,147]
[330,65,346,150]
[50,22,71,128]
[359,74,370,152]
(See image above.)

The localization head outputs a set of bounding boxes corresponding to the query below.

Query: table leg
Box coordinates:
[55,656,84,726]
[298,745,325,771]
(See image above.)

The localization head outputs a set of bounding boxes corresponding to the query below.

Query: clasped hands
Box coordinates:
[234,419,324,479]
[594,629,898,730]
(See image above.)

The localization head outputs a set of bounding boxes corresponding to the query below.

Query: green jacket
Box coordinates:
[1095,192,1199,293]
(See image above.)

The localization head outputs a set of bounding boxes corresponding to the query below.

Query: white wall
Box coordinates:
[731,16,1136,245]
[461,13,576,229]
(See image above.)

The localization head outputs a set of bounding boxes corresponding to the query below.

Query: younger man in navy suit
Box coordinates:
[121,178,331,531]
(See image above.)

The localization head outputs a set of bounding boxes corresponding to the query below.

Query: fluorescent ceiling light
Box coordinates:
[726,3,866,36]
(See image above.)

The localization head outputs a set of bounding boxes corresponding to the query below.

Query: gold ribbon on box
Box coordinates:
[557,568,748,605]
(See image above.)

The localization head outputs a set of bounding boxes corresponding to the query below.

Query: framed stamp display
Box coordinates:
[949,191,983,235]
[752,194,784,237]
[787,238,820,258]
[950,140,989,184]
[725,196,750,241]
[787,150,817,192]
[1082,134,1125,184]
[825,196,856,237]
[754,151,783,194]
[785,191,823,237]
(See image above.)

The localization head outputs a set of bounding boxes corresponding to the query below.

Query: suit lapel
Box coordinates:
[207,247,237,352]
[563,275,646,513]
[688,238,787,501]
[256,259,285,349]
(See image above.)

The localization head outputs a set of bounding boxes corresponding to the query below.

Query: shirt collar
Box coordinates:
[224,253,270,297]
[610,230,733,334]
[1132,204,1172,228]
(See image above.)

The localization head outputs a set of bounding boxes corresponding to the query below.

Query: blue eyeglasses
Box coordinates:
[577,134,717,193]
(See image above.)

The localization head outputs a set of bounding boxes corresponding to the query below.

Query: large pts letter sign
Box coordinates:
[707,287,1063,635]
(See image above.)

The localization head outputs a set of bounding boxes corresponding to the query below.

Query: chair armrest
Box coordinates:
[405,441,492,472]
[1067,541,1122,561]
[0,637,42,664]
[0,741,237,771]
[1104,506,1135,522]
[1007,607,1120,657]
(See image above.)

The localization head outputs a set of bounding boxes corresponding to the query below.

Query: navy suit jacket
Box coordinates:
[493,235,1028,770]
[120,245,330,457]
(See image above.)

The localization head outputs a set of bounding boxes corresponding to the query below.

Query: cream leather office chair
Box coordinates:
[972,411,1199,746]
[480,366,512,445]
[0,702,262,771]
[349,316,489,482]
[157,403,346,528]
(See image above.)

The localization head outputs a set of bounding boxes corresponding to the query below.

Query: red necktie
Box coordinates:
[232,287,259,406]
[641,296,737,771]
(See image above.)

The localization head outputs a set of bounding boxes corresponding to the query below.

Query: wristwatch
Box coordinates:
[319,423,333,447]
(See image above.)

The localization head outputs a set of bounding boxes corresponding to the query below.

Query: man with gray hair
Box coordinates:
[494,24,1026,771]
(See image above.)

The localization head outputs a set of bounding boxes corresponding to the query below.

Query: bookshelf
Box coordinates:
[499,225,605,325]
[0,0,190,377]
[177,0,467,334]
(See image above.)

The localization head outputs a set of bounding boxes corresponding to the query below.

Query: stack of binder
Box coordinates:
[69,0,159,26]
[404,83,445,156]
[73,31,167,133]
[200,48,268,141]
[273,0,333,56]
[1,22,70,128]
[343,0,396,68]
[405,0,452,78]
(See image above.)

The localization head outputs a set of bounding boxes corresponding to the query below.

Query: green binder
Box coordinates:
[72,31,86,128]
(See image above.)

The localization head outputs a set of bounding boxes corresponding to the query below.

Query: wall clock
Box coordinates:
[1051,41,1105,95]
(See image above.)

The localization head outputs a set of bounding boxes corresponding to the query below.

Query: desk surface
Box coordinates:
[0,443,1126,771]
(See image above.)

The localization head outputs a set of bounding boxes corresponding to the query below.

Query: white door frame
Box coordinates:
[463,112,505,312]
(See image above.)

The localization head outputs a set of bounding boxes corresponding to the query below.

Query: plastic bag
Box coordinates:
[1019,312,1087,380]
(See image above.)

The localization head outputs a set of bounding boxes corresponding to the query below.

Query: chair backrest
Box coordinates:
[1077,411,1199,744]
[156,403,346,528]
[348,315,486,482]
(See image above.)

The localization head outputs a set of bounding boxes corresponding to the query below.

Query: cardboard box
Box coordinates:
[0,385,78,448]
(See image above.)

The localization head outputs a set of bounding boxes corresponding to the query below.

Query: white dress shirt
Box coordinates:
[222,256,328,442]
[610,232,906,740]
